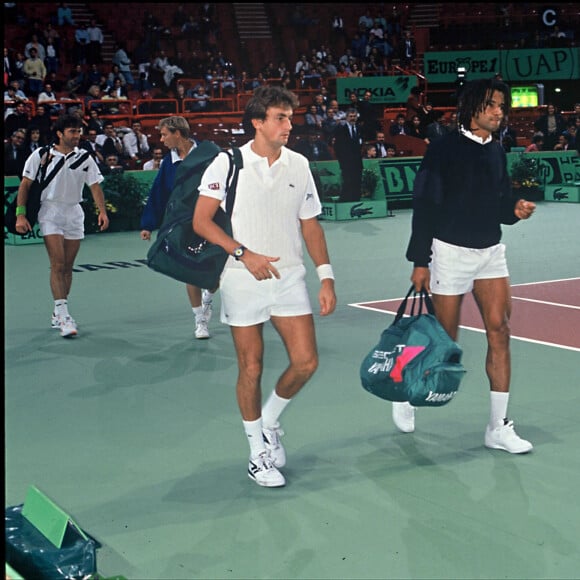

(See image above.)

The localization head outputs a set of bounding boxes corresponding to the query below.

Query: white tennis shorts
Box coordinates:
[38,202,85,239]
[430,238,509,295]
[219,264,312,326]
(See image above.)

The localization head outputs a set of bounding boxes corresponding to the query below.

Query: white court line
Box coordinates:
[512,276,580,287]
[348,303,580,353]
[512,296,580,310]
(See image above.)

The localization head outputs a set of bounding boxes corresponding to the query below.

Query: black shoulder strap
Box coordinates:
[224,147,243,216]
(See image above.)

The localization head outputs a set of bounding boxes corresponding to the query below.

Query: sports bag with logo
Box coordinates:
[147,142,242,290]
[360,286,466,407]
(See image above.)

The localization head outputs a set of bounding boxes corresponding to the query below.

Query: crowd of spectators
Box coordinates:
[4,2,580,178]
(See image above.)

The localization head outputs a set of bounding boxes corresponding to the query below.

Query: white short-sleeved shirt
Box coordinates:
[198,141,322,270]
[22,146,104,205]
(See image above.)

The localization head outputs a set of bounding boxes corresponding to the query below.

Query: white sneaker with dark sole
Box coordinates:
[392,401,415,433]
[263,423,286,468]
[248,451,285,487]
[51,313,60,329]
[485,419,533,454]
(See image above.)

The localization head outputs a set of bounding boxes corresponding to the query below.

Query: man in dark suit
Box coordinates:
[333,108,363,202]
[294,127,332,162]
[4,129,28,178]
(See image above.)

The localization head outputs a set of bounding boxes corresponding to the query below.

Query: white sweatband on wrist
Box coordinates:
[316,264,335,281]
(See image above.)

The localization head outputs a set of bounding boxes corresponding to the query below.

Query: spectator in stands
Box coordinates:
[405,86,425,122]
[334,108,364,202]
[386,143,396,157]
[101,152,125,175]
[96,121,124,159]
[446,111,458,133]
[389,113,407,137]
[496,115,518,152]
[23,47,46,97]
[364,143,378,159]
[399,31,417,69]
[305,104,325,131]
[554,133,571,151]
[56,3,75,27]
[534,103,567,151]
[425,110,448,144]
[108,76,128,100]
[321,107,339,144]
[65,63,86,96]
[112,42,135,89]
[80,127,104,165]
[4,129,28,177]
[42,22,61,50]
[4,82,29,119]
[188,84,211,112]
[11,51,27,90]
[357,89,381,141]
[23,126,46,157]
[294,127,333,161]
[358,10,374,32]
[30,104,52,143]
[350,33,368,60]
[373,131,388,158]
[5,102,30,139]
[25,34,46,62]
[406,114,428,142]
[329,99,346,124]
[87,108,105,134]
[330,13,347,45]
[525,133,544,152]
[143,146,164,170]
[37,82,61,115]
[151,49,183,89]
[86,63,102,88]
[294,54,310,76]
[44,37,59,76]
[73,23,89,65]
[105,64,127,90]
[87,19,104,66]
[562,121,576,150]
[123,120,150,166]
[84,84,104,114]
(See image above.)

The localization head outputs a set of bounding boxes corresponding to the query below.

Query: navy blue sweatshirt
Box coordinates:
[406,130,520,267]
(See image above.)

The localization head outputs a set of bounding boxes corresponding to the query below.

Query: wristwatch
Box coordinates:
[233,245,246,260]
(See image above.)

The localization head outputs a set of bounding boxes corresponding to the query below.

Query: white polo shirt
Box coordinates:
[22,146,104,205]
[199,141,322,270]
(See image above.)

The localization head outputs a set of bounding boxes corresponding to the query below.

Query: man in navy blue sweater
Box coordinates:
[401,78,536,453]
[140,116,214,339]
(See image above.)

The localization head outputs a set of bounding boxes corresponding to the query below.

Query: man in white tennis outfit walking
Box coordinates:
[194,86,337,487]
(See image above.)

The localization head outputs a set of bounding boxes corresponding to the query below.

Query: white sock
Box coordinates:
[54,299,69,318]
[243,417,266,458]
[489,391,509,427]
[192,306,204,319]
[202,290,214,304]
[262,391,291,429]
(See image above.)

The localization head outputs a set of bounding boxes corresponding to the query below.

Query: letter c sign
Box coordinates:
[542,8,557,27]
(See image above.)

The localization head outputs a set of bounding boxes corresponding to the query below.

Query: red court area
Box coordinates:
[352,278,580,352]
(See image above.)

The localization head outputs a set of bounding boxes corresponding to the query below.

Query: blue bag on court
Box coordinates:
[147,142,242,289]
[360,286,466,407]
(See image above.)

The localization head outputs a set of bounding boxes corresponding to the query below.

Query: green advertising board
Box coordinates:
[336,76,417,105]
[424,48,580,83]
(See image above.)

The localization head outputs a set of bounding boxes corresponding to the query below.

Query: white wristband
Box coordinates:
[316,264,335,281]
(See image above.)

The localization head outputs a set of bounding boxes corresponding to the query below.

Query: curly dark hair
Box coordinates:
[457,78,511,129]
[242,85,300,137]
